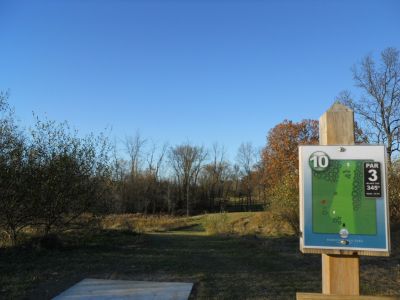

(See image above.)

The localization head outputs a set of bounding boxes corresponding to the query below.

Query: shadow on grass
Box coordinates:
[164,223,205,232]
[0,227,399,299]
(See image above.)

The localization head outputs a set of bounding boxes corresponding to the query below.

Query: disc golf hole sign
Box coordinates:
[299,145,390,254]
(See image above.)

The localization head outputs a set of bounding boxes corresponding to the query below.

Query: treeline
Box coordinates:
[114,137,266,216]
[0,92,266,245]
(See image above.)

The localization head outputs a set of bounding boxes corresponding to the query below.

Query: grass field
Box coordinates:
[0,212,399,299]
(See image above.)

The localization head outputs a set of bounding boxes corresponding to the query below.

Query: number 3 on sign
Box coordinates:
[368,169,378,182]
[309,151,330,171]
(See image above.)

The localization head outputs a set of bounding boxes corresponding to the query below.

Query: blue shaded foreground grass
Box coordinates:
[0,215,399,299]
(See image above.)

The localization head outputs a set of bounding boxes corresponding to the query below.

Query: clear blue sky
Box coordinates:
[1,0,399,160]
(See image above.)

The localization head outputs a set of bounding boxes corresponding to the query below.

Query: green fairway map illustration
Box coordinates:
[311,159,377,235]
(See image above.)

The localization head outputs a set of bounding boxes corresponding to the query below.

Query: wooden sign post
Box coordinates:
[320,103,359,296]
[297,103,395,299]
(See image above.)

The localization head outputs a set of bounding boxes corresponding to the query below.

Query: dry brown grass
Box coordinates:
[202,211,295,237]
[1,212,295,247]
[203,213,232,235]
[101,214,189,233]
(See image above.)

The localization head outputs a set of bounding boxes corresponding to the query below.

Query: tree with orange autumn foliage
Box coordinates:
[262,119,319,234]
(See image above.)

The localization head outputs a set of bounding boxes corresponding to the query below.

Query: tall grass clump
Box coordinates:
[203,213,232,235]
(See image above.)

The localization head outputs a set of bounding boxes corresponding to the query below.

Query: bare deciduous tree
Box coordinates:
[125,131,146,178]
[200,143,231,211]
[144,141,168,214]
[236,142,258,208]
[169,143,207,216]
[337,47,400,163]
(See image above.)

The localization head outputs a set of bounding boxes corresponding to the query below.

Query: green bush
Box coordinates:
[268,173,300,235]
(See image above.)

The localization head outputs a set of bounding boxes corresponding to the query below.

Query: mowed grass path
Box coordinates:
[1,214,399,299]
